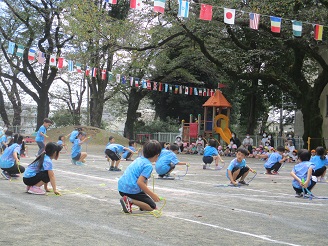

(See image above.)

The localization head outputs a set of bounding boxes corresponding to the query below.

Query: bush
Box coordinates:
[134,117,179,133]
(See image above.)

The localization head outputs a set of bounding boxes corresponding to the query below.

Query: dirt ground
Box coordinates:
[1,143,327,246]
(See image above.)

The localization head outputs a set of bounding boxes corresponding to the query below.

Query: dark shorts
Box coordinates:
[124,152,132,160]
[293,180,316,194]
[232,166,250,180]
[313,166,326,177]
[203,156,214,164]
[72,153,81,161]
[119,191,156,209]
[105,149,120,161]
[158,163,175,176]
[23,171,50,186]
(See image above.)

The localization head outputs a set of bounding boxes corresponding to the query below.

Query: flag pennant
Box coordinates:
[189,87,193,95]
[174,85,179,94]
[92,68,97,77]
[179,85,182,94]
[108,71,113,81]
[165,83,169,92]
[199,89,202,96]
[178,0,189,18]
[28,48,36,61]
[37,51,46,64]
[153,82,157,90]
[85,66,90,76]
[57,57,64,68]
[185,86,189,95]
[203,89,207,96]
[49,55,57,66]
[116,74,121,83]
[154,0,166,13]
[270,16,281,33]
[169,85,173,92]
[249,13,260,30]
[16,45,24,57]
[130,77,134,86]
[105,0,117,4]
[121,75,126,84]
[207,89,210,96]
[130,0,142,9]
[147,80,151,90]
[135,78,139,87]
[199,4,212,21]
[292,21,302,37]
[102,70,107,80]
[75,62,82,73]
[210,89,214,96]
[158,82,163,91]
[224,8,235,24]
[218,83,228,89]
[314,24,323,41]
[194,88,198,95]
[68,60,74,72]
[142,80,147,88]
[8,41,15,55]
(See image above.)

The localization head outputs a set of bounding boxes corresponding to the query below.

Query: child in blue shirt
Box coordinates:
[264,146,287,175]
[202,138,225,169]
[122,140,139,161]
[290,149,316,197]
[57,135,68,153]
[0,130,12,152]
[226,148,254,186]
[23,142,62,195]
[68,127,83,143]
[71,132,89,165]
[0,134,25,180]
[35,118,53,156]
[118,140,162,213]
[105,136,133,171]
[155,144,189,178]
[310,146,327,182]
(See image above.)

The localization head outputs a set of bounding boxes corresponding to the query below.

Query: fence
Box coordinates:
[5,126,36,135]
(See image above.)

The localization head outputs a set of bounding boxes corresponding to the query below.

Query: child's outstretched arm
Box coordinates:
[137,176,160,202]
[48,170,61,195]
[227,170,238,186]
[303,167,313,187]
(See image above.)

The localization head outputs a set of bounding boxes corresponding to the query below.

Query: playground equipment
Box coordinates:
[181,90,232,145]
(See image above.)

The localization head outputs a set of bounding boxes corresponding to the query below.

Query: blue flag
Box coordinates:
[178,0,189,18]
[8,41,15,54]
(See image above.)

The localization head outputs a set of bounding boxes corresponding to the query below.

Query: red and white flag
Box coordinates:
[147,80,151,90]
[85,66,90,76]
[49,55,56,66]
[28,48,36,61]
[249,13,260,30]
[135,78,139,87]
[130,0,142,9]
[57,57,64,68]
[37,51,45,64]
[106,0,117,4]
[199,4,212,21]
[224,8,235,25]
[92,68,97,78]
[102,69,107,80]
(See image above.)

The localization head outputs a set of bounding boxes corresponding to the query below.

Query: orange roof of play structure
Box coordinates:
[202,90,232,108]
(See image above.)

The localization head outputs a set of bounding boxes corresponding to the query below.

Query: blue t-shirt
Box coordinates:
[204,146,218,157]
[292,161,315,189]
[71,139,81,158]
[310,155,328,170]
[24,155,53,178]
[226,158,246,179]
[118,157,153,194]
[57,140,63,146]
[122,146,136,159]
[155,149,180,175]
[0,135,7,146]
[35,125,47,142]
[0,143,21,168]
[264,152,282,168]
[105,143,125,154]
[69,130,79,143]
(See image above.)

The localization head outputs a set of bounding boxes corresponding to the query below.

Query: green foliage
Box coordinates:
[134,117,180,133]
[50,110,75,127]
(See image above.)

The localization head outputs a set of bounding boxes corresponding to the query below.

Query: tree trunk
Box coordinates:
[89,78,106,128]
[0,89,10,126]
[36,93,50,130]
[246,79,258,135]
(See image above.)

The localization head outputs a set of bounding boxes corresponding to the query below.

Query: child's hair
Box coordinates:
[143,140,161,158]
[77,131,87,138]
[315,146,326,160]
[236,148,248,156]
[5,130,12,136]
[29,142,62,170]
[9,134,23,147]
[58,135,64,140]
[170,144,179,152]
[276,146,285,152]
[208,138,216,147]
[108,136,114,142]
[298,149,311,161]
[43,118,53,124]
[77,127,83,131]
[128,140,135,146]
[160,141,170,149]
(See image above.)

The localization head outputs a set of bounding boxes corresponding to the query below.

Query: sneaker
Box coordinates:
[71,159,77,165]
[312,176,318,182]
[120,196,132,213]
[272,171,279,175]
[27,186,46,195]
[113,167,121,171]
[1,170,11,180]
[75,161,84,166]
[295,192,303,198]
[109,166,114,171]
[238,180,248,185]
[10,174,20,178]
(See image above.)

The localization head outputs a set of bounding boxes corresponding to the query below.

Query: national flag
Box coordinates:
[178,86,182,94]
[185,86,188,95]
[121,75,126,84]
[194,88,198,95]
[102,70,107,80]
[154,0,165,13]
[85,66,90,76]
[16,45,24,57]
[92,68,97,77]
[37,51,46,64]
[116,74,121,83]
[147,80,151,90]
[292,21,302,37]
[210,89,214,96]
[207,89,210,96]
[165,83,169,92]
[249,13,260,30]
[108,71,113,81]
[158,83,162,91]
[175,85,179,94]
[224,8,235,25]
[49,54,57,66]
[130,0,142,9]
[169,85,173,92]
[203,89,207,96]
[189,87,193,95]
[135,78,139,87]
[130,77,134,86]
[218,83,228,89]
[142,80,147,88]
[76,62,82,73]
[57,57,64,68]
[68,60,74,72]
[314,24,323,41]
[153,82,157,90]
[28,48,36,61]
[8,41,15,55]
[105,0,117,4]
[199,89,202,96]
[178,0,189,18]
[199,4,212,21]
[270,16,281,33]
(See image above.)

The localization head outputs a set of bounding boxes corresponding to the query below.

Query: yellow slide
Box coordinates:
[213,114,232,145]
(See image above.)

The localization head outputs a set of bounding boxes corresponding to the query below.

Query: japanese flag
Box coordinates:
[49,54,56,66]
[224,8,235,25]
